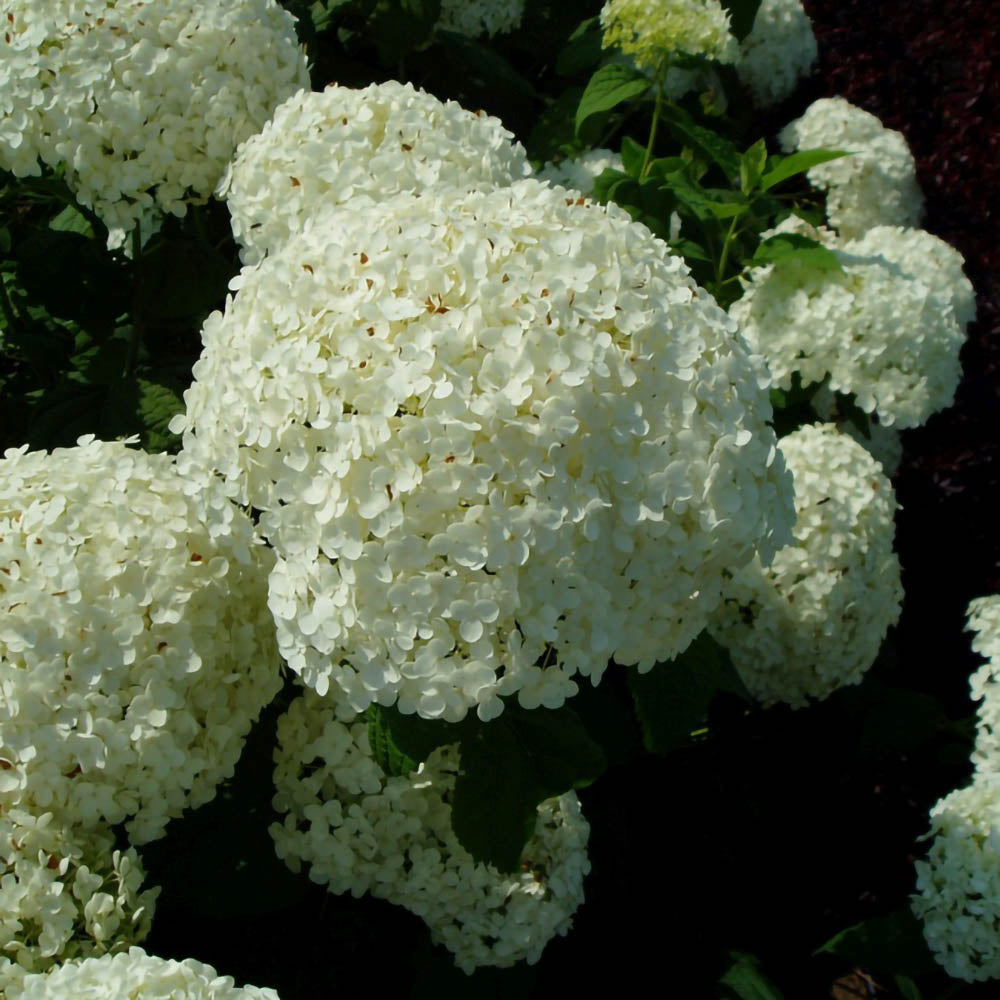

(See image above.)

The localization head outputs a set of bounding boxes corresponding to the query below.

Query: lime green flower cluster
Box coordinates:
[599,0,738,75]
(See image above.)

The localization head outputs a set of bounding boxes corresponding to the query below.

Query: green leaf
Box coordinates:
[759,148,851,192]
[894,974,923,1000]
[750,233,845,275]
[369,0,441,64]
[720,0,763,42]
[662,169,747,221]
[137,376,186,454]
[555,16,603,77]
[450,701,607,872]
[620,135,647,179]
[628,631,749,754]
[662,103,742,182]
[719,952,785,1000]
[815,909,939,978]
[48,203,95,238]
[0,226,11,255]
[136,237,232,325]
[575,63,650,134]
[739,139,768,195]
[365,704,456,778]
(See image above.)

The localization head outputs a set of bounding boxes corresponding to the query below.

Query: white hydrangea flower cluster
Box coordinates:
[912,777,1000,982]
[173,178,794,721]
[708,424,903,707]
[810,384,903,477]
[222,81,531,265]
[731,219,973,428]
[435,0,525,38]
[4,946,280,999]
[778,97,925,239]
[0,809,157,983]
[0,437,280,844]
[600,0,739,74]
[966,595,1000,776]
[0,0,309,248]
[536,148,624,197]
[270,691,590,973]
[736,0,817,107]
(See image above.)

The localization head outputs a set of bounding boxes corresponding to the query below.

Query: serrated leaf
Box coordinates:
[662,103,741,182]
[49,203,95,238]
[750,233,845,275]
[815,909,939,978]
[137,377,185,453]
[759,148,851,192]
[575,63,650,133]
[719,952,785,1000]
[369,703,461,775]
[450,701,606,872]
[740,138,768,195]
[720,0,763,42]
[628,631,748,754]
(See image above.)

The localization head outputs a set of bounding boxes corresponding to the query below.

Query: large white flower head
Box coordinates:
[4,946,280,999]
[778,97,924,239]
[708,424,903,707]
[0,809,157,987]
[173,179,794,721]
[0,437,280,844]
[810,383,903,477]
[221,81,530,265]
[736,0,817,107]
[912,777,1000,982]
[536,148,624,198]
[270,691,590,973]
[0,0,309,248]
[731,218,969,428]
[966,595,1000,776]
[600,0,739,74]
[436,0,525,38]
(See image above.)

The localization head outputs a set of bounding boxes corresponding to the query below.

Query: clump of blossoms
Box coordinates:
[600,0,739,75]
[3,947,280,999]
[0,437,280,844]
[965,595,1000,776]
[778,97,924,239]
[270,690,590,973]
[735,0,817,107]
[708,424,903,707]
[731,218,972,428]
[0,809,157,986]
[435,0,525,38]
[912,777,1000,982]
[221,81,530,265]
[0,0,308,248]
[173,178,795,721]
[536,149,624,198]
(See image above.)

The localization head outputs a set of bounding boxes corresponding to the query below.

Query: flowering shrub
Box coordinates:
[0,0,308,247]
[435,0,525,38]
[735,0,817,108]
[0,437,280,843]
[708,423,903,707]
[270,689,589,972]
[173,178,793,720]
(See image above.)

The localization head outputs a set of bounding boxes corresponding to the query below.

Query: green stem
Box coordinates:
[715,214,740,288]
[639,87,664,181]
[0,271,20,337]
[124,222,143,378]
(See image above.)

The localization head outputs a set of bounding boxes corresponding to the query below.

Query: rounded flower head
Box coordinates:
[600,0,739,74]
[436,0,525,38]
[4,946,280,999]
[174,179,794,721]
[0,437,280,843]
[731,218,970,429]
[736,0,817,107]
[912,777,1000,983]
[0,809,157,986]
[779,97,924,239]
[708,424,903,707]
[966,595,1000,776]
[0,0,308,247]
[270,691,590,973]
[222,81,530,265]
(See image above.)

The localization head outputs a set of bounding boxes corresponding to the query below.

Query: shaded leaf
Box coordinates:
[662,103,741,181]
[555,16,603,77]
[719,952,785,1000]
[721,0,763,42]
[575,63,650,133]
[620,135,647,179]
[759,148,851,192]
[740,138,768,194]
[750,233,845,275]
[815,909,939,978]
